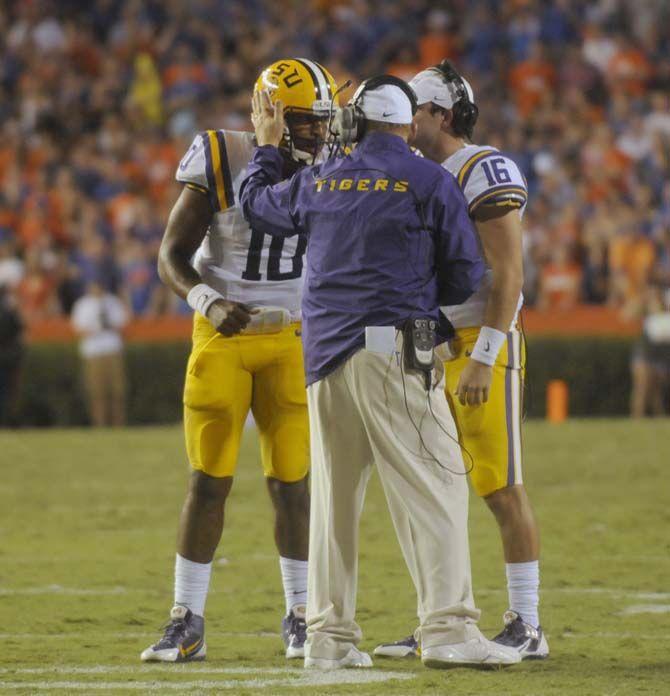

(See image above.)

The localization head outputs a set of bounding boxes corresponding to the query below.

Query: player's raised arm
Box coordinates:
[158,185,254,337]
[239,91,302,238]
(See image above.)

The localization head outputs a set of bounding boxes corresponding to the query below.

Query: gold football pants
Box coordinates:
[183,313,309,481]
[445,327,525,497]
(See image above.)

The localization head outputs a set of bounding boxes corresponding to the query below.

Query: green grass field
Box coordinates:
[1,419,669,695]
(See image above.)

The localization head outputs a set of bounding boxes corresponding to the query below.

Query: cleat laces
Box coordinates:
[155,617,187,649]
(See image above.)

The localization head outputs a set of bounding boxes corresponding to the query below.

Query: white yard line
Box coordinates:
[475,588,670,600]
[5,629,670,643]
[562,631,670,640]
[0,670,413,691]
[0,586,130,596]
[0,667,299,675]
[0,632,279,640]
[3,585,668,599]
[617,604,670,615]
[3,624,670,649]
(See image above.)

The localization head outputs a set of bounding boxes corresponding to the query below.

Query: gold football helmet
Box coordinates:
[254,58,339,163]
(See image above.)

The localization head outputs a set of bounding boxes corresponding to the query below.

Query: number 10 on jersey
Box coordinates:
[242,228,307,281]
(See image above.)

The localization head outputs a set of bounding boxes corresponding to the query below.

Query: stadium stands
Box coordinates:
[0,0,669,325]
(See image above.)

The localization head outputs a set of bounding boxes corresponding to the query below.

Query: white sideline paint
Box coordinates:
[0,631,279,640]
[562,631,670,640]
[0,671,412,692]
[3,585,669,599]
[474,588,670,600]
[4,630,670,643]
[618,604,670,615]
[0,585,129,596]
[0,585,278,597]
[0,667,299,675]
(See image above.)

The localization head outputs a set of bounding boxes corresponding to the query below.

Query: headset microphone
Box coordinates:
[335,79,353,96]
[326,79,352,156]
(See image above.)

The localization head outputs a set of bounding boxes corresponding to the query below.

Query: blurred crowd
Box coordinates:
[1,0,670,326]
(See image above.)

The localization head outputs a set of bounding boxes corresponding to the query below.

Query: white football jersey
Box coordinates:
[176,130,305,316]
[441,144,528,330]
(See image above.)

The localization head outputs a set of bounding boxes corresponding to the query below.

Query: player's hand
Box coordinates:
[251,89,284,147]
[455,358,493,406]
[206,299,258,337]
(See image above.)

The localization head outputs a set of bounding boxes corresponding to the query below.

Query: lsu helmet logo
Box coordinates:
[255,58,338,117]
[254,58,340,163]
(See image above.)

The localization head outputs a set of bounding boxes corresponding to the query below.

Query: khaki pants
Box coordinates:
[305,347,481,660]
[83,351,126,427]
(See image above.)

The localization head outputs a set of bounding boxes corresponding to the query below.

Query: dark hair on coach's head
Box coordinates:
[433,59,479,140]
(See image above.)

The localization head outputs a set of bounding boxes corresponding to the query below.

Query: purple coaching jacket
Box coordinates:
[240,131,484,386]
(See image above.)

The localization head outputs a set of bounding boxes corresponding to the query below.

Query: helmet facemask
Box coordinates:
[282,109,329,165]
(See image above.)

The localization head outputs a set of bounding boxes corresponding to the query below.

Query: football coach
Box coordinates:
[239,76,520,670]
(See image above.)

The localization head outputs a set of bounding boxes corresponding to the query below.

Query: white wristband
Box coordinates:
[186,283,224,317]
[470,326,506,366]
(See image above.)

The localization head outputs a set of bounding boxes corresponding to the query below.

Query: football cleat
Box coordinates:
[281,607,307,659]
[373,634,419,658]
[304,645,373,670]
[421,635,521,669]
[492,610,549,659]
[140,605,206,662]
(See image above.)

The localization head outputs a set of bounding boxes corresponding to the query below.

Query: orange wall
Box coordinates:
[27,306,641,343]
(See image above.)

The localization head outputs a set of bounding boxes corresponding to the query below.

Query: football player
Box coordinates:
[374,61,548,660]
[140,58,339,663]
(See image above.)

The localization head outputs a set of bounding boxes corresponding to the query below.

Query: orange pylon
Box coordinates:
[547,379,568,423]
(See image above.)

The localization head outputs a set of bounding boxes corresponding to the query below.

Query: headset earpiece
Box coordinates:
[332,102,365,145]
[434,60,478,140]
[451,99,479,139]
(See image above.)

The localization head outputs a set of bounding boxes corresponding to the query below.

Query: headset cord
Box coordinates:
[397,337,473,476]
[381,340,438,465]
[426,385,474,475]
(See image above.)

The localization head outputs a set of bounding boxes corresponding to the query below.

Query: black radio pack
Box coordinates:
[402,318,436,390]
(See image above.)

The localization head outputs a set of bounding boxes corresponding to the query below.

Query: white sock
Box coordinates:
[279,556,308,614]
[506,560,540,628]
[174,553,212,617]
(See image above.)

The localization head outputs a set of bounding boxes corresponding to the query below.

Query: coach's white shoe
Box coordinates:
[304,646,373,670]
[422,635,521,669]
